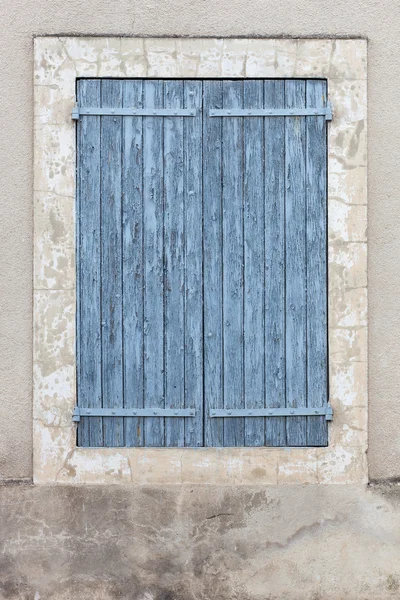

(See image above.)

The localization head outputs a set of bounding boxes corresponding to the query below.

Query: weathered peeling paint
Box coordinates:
[33,37,367,485]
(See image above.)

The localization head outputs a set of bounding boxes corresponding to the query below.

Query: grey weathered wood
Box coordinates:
[164,80,185,447]
[101,80,124,447]
[306,80,328,447]
[264,80,286,447]
[143,80,165,446]
[204,80,224,447]
[285,80,307,447]
[184,81,203,447]
[77,79,103,448]
[122,80,144,447]
[243,80,265,447]
[222,80,245,447]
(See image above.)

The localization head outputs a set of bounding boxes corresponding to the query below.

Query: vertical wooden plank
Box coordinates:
[122,80,144,447]
[101,80,124,447]
[285,80,307,446]
[222,80,245,447]
[306,80,328,446]
[243,80,265,447]
[77,80,103,447]
[143,80,165,447]
[184,81,203,447]
[164,81,185,447]
[264,80,286,447]
[203,81,224,447]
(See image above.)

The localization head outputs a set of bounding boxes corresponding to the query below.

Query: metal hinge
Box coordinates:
[209,103,333,121]
[72,106,197,120]
[209,405,333,421]
[73,407,195,422]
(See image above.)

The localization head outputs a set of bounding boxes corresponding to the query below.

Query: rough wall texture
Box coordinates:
[0,4,399,597]
[0,0,397,481]
[1,483,400,600]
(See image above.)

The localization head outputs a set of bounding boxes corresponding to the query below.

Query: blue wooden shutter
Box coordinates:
[76,78,329,448]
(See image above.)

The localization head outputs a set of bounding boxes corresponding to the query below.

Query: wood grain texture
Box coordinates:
[122,80,144,447]
[77,79,102,448]
[143,80,165,447]
[264,80,286,447]
[285,80,307,447]
[306,80,328,446]
[203,80,224,447]
[243,80,265,447]
[164,80,185,447]
[76,78,329,448]
[222,80,245,447]
[184,81,203,447]
[101,80,124,447]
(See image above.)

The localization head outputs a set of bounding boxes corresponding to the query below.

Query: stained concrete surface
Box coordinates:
[1,483,400,600]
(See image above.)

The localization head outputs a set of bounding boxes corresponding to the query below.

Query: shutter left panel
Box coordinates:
[77,80,103,447]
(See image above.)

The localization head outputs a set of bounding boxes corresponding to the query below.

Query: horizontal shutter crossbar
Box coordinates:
[72,106,197,119]
[210,405,333,420]
[73,405,333,422]
[209,103,332,121]
[73,407,195,422]
[72,104,333,120]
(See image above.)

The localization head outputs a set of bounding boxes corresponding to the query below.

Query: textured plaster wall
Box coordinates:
[0,1,398,481]
[1,483,400,600]
[0,5,399,598]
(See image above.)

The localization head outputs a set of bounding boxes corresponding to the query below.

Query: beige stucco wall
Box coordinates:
[0,0,399,482]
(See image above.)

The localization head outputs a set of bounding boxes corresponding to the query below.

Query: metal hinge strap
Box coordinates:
[210,405,333,421]
[72,106,197,120]
[73,407,195,422]
[209,105,333,121]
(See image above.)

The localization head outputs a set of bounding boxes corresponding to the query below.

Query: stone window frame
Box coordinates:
[33,37,367,484]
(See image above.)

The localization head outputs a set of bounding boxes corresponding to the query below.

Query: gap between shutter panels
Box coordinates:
[76,78,329,448]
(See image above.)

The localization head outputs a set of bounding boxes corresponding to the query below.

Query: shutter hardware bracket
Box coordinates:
[73,405,333,422]
[209,102,333,121]
[72,106,197,119]
[73,407,195,422]
[72,103,333,121]
[209,405,333,420]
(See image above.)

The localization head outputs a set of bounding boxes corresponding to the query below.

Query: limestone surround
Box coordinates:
[33,37,367,484]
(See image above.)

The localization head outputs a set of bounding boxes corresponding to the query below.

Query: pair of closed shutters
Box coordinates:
[76,78,328,448]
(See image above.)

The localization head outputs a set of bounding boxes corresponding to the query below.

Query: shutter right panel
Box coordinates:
[202,78,329,447]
